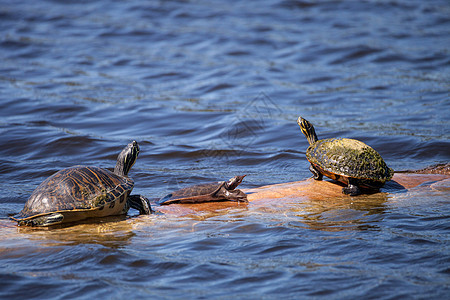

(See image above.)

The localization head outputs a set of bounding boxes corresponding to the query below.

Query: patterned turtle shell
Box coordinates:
[11,166,133,226]
[307,138,393,183]
[158,175,248,205]
[11,141,145,226]
[298,117,393,195]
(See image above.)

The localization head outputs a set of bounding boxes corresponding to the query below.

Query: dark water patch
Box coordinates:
[173,263,235,284]
[127,258,152,268]
[277,0,317,9]
[257,240,302,256]
[330,46,383,65]
[59,280,114,299]
[301,75,336,84]
[0,273,67,299]
[0,38,34,50]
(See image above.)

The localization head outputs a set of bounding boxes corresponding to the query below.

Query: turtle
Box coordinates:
[11,141,152,227]
[158,175,248,205]
[297,117,393,196]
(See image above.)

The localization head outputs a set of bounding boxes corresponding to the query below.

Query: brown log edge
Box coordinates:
[4,164,448,228]
[155,163,450,216]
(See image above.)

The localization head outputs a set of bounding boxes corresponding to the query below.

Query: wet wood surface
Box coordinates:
[3,166,448,230]
[155,172,450,217]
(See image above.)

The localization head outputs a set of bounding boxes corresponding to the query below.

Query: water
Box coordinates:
[1,0,449,298]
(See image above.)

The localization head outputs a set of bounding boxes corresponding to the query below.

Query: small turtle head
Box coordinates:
[226,175,246,190]
[297,116,318,145]
[115,141,140,176]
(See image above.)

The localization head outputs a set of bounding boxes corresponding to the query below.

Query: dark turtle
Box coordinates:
[158,175,248,205]
[11,141,151,227]
[298,117,393,196]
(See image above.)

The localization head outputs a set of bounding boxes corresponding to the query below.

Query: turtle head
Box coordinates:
[114,141,140,176]
[225,175,246,190]
[297,116,318,145]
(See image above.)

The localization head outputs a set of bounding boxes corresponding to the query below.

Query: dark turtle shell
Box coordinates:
[11,166,133,226]
[306,138,393,186]
[158,175,248,205]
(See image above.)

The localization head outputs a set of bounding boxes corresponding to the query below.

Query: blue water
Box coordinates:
[1,0,449,299]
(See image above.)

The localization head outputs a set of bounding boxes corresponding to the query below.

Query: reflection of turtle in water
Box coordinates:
[298,117,393,196]
[11,141,151,227]
[158,175,248,205]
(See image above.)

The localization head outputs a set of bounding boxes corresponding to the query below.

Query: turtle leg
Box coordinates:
[225,189,248,203]
[22,213,64,226]
[127,195,152,215]
[214,187,248,203]
[342,179,361,196]
[309,164,323,180]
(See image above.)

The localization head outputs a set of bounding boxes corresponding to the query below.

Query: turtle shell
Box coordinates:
[158,182,225,204]
[12,166,133,226]
[307,138,393,184]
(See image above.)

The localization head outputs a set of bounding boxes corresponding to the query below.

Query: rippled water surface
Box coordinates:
[1,0,449,299]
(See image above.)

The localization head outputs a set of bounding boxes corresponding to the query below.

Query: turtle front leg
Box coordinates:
[213,187,248,203]
[342,179,361,196]
[225,189,248,203]
[309,164,323,180]
[128,195,153,215]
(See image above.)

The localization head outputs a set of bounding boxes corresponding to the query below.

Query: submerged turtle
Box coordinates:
[158,175,248,205]
[11,141,151,227]
[298,117,393,196]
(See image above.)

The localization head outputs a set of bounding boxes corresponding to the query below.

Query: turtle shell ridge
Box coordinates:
[15,166,133,220]
[306,138,393,182]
